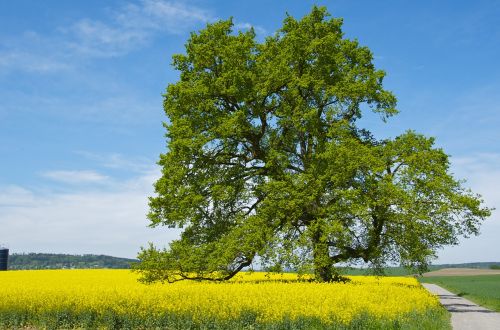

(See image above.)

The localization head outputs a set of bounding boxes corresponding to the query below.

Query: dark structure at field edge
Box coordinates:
[0,248,8,271]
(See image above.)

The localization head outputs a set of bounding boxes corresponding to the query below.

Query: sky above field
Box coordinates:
[1,0,499,264]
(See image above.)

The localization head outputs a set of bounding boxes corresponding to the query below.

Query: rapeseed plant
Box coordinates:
[0,270,448,329]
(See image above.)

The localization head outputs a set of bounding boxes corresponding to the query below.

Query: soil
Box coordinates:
[422,268,500,277]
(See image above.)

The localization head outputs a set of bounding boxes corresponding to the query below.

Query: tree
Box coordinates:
[134,7,491,283]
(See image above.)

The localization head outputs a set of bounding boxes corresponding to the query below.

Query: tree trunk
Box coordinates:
[312,226,333,282]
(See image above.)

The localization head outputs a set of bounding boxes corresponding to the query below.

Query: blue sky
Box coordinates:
[1,0,499,263]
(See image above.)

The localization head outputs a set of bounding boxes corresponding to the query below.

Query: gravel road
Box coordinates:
[422,283,500,330]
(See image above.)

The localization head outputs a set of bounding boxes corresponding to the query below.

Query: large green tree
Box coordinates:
[135,7,491,283]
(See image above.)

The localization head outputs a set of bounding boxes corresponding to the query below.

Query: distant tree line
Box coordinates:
[437,262,500,269]
[7,253,498,271]
[8,253,137,270]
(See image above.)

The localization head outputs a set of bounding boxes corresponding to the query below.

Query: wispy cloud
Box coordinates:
[451,153,500,208]
[136,0,214,28]
[0,186,37,208]
[0,50,70,73]
[41,170,110,185]
[0,0,215,73]
[0,1,267,74]
[67,19,149,58]
[0,31,72,74]
[434,84,500,155]
[67,0,214,57]
[0,87,161,125]
[75,151,155,173]
[437,153,500,263]
[58,95,160,124]
[234,22,268,36]
[1,152,498,261]
[0,168,178,258]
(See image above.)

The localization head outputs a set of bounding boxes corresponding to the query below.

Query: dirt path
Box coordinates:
[422,283,500,330]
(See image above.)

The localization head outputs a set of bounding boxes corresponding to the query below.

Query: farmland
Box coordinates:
[0,270,449,329]
[420,274,500,312]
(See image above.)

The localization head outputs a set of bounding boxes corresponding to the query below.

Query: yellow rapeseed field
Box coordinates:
[0,270,445,329]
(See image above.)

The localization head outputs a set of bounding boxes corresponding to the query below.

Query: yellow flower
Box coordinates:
[0,269,440,325]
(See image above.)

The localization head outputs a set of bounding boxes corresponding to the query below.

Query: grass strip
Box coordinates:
[419,275,500,312]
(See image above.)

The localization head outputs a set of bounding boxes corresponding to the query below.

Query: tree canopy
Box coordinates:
[134,7,491,283]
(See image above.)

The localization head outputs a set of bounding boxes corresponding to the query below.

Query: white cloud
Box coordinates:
[0,32,71,74]
[59,95,159,124]
[66,0,215,57]
[41,170,110,185]
[74,151,155,173]
[436,153,500,263]
[67,19,150,57]
[0,51,70,73]
[2,153,498,263]
[0,186,37,208]
[234,22,268,36]
[139,0,214,28]
[0,168,179,258]
[0,0,215,73]
[451,153,500,207]
[1,88,161,125]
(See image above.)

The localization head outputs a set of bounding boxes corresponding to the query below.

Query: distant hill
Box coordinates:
[8,253,137,270]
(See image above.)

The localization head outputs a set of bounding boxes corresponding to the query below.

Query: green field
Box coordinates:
[419,275,500,311]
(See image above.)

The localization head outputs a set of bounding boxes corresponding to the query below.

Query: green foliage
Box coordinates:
[9,253,136,270]
[135,6,491,283]
[420,275,500,311]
